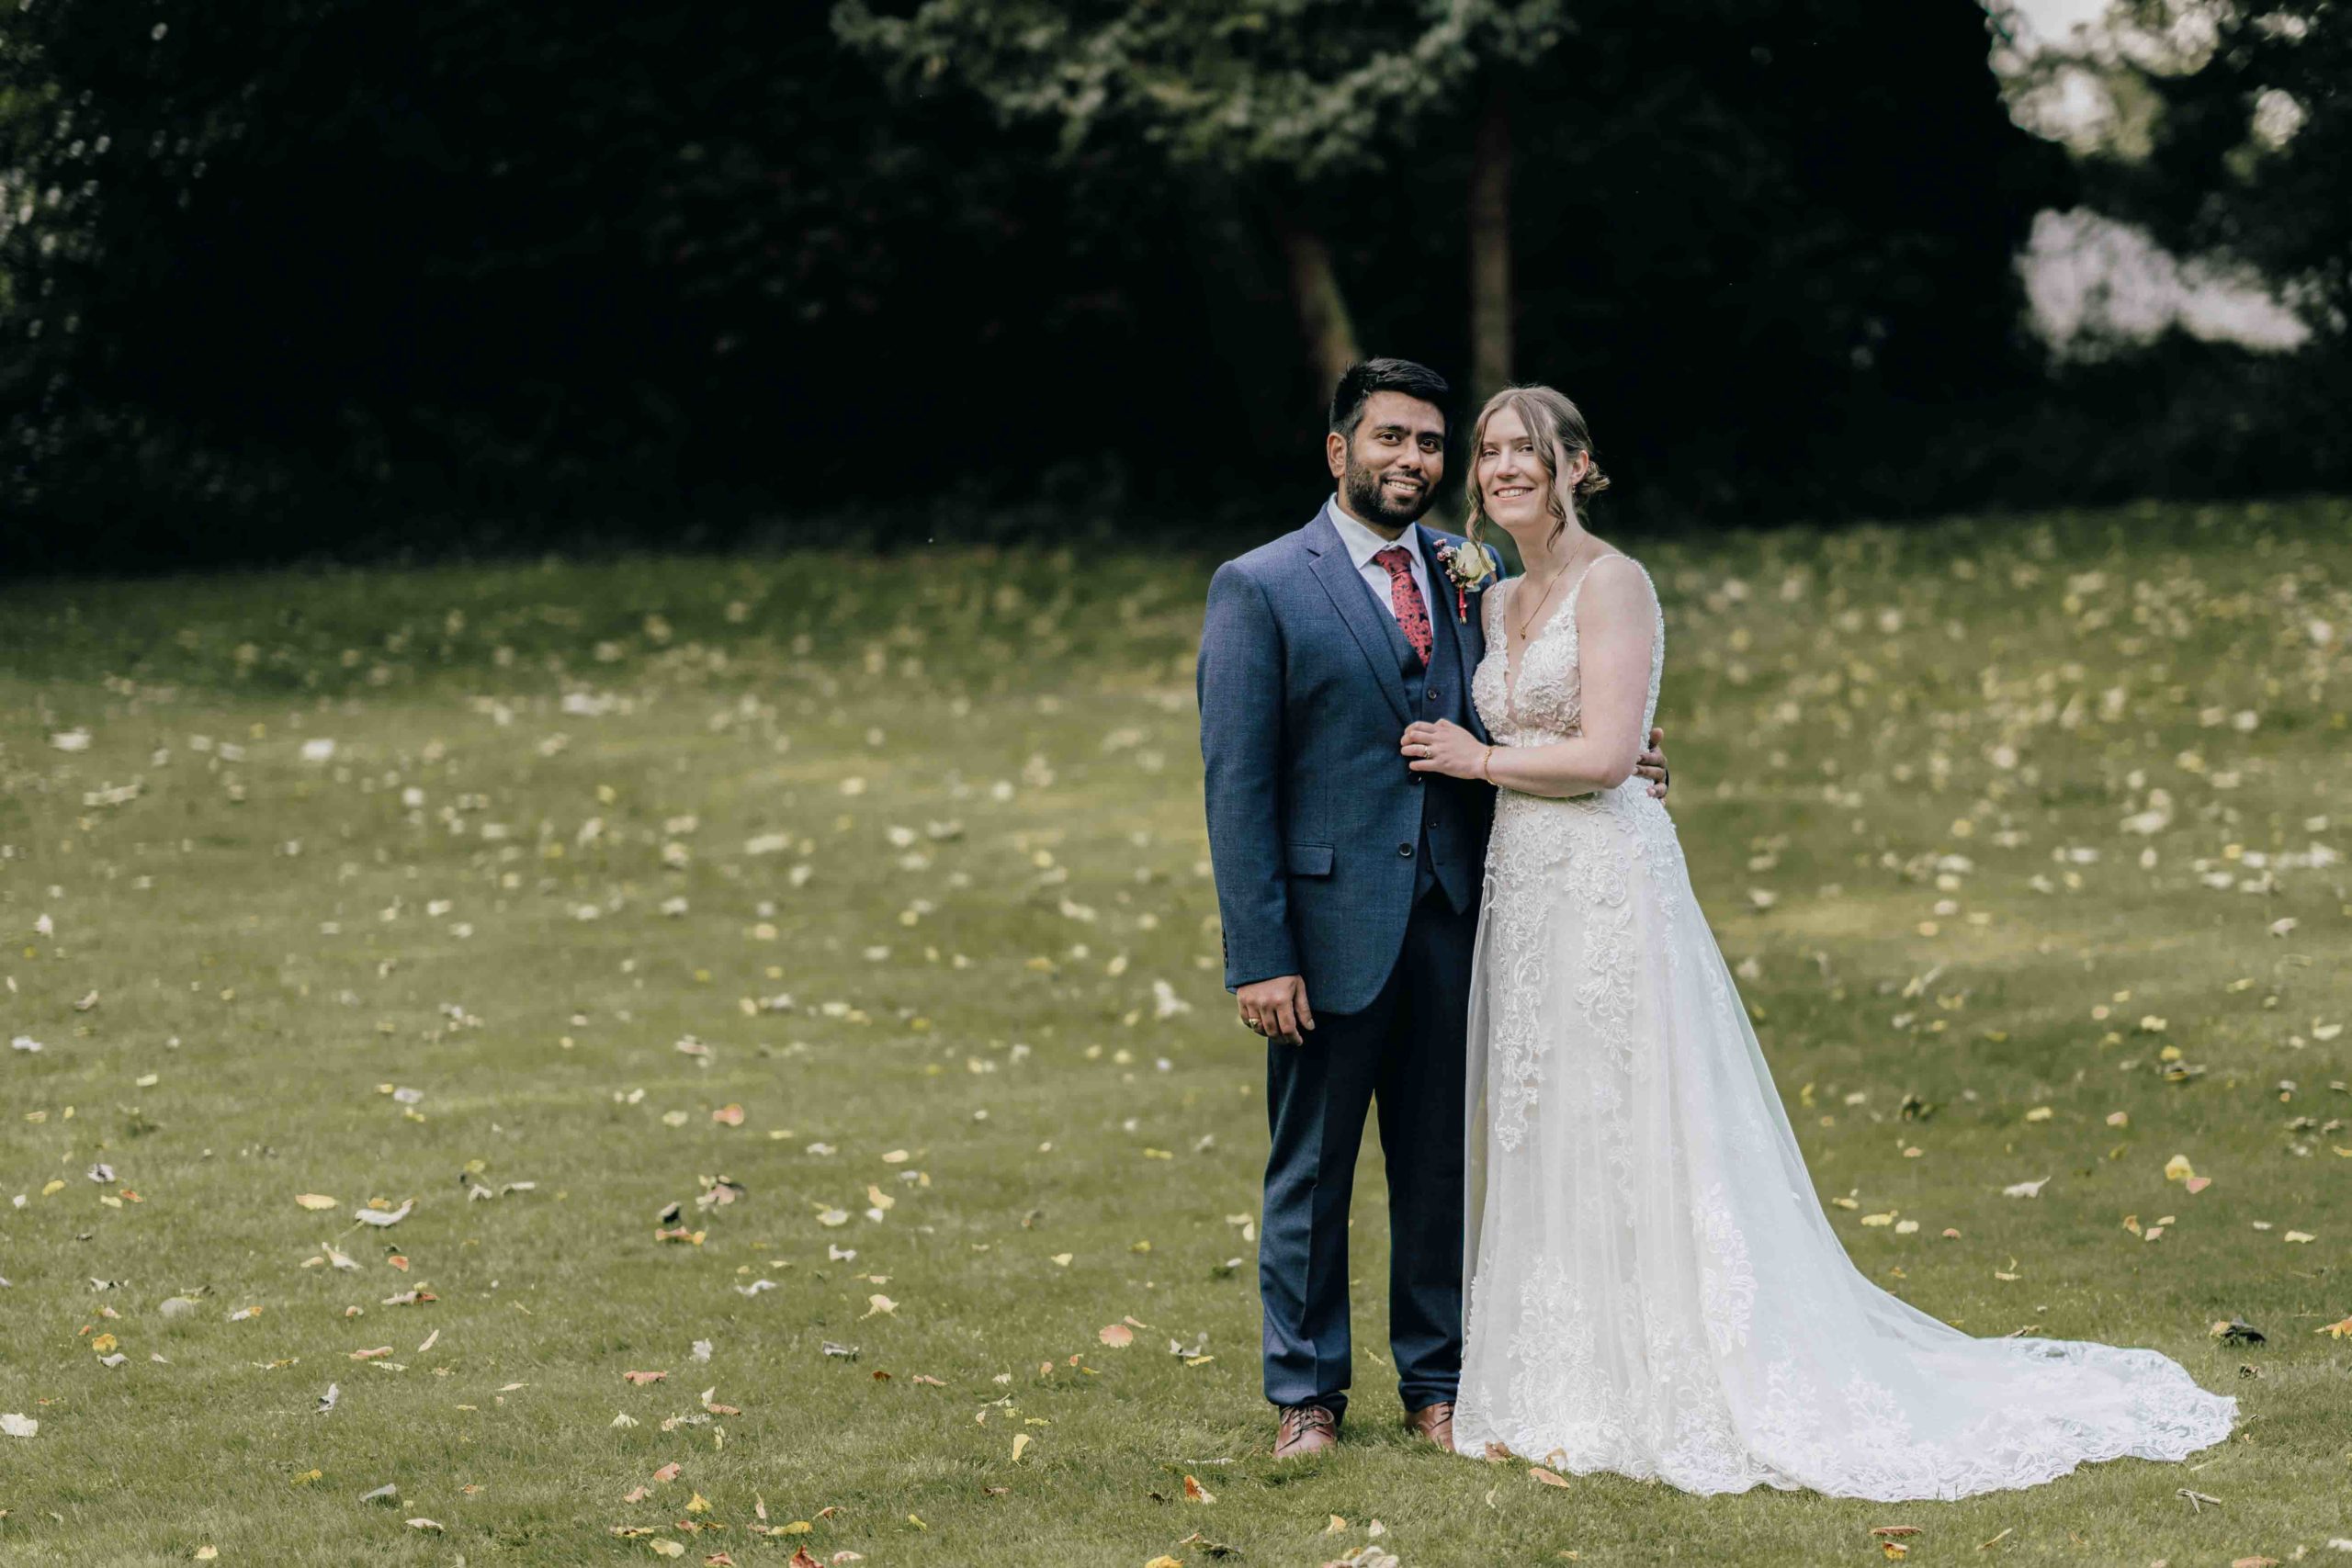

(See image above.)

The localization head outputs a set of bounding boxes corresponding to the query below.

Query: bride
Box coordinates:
[1397,385,2236,1500]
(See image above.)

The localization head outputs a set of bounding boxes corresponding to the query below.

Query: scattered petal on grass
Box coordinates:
[1098,1323,1134,1348]
[294,1192,338,1210]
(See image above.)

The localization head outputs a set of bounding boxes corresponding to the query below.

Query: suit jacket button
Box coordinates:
[1408,773,1422,784]
[1397,842,1414,857]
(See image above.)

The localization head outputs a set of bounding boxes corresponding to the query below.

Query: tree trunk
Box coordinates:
[1468,84,1514,404]
[1178,175,1303,466]
[1272,213,1363,395]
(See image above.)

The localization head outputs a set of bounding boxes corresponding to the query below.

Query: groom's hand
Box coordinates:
[1237,975,1314,1045]
[1635,727,1670,800]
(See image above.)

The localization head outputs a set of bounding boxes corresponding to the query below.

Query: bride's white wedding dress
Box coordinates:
[1450,556,2236,1499]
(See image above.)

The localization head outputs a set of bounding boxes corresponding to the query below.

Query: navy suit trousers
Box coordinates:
[1259,882,1476,1418]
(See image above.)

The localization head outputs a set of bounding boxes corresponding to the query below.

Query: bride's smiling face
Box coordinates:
[1476,403,1584,539]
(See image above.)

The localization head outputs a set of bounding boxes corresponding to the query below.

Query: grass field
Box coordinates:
[2,498,2347,1568]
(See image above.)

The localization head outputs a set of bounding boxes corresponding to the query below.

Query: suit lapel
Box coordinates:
[1414,525,1476,677]
[1417,526,1497,743]
[1306,511,1412,727]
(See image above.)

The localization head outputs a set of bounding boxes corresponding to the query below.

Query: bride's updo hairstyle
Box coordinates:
[1464,384,1611,551]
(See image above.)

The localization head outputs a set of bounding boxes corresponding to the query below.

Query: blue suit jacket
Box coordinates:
[1197,509,1503,1016]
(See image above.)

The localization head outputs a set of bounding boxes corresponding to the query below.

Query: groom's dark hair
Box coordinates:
[1329,357,1451,441]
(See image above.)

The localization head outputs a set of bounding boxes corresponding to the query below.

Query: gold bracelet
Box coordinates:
[1479,744,1496,782]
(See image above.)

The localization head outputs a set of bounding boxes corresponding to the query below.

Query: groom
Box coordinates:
[1197,358,1668,1458]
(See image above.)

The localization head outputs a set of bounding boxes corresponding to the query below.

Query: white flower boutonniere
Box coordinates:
[1433,540,1496,623]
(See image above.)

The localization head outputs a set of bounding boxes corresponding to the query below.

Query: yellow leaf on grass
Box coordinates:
[1012,1433,1032,1462]
[2284,1231,2316,1244]
[2315,1316,2352,1337]
[1326,1515,1350,1533]
[1529,1466,1570,1487]
[2023,1107,2053,1122]
[650,1542,686,1560]
[2165,1154,2196,1183]
[1146,1559,1185,1568]
[862,1294,897,1318]
[1182,1473,1215,1504]
[194,1551,217,1562]
[295,1193,338,1210]
[685,1492,710,1514]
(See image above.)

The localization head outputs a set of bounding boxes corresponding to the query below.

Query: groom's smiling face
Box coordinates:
[1329,391,1446,530]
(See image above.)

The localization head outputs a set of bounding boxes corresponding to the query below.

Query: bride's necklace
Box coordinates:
[1510,540,1596,644]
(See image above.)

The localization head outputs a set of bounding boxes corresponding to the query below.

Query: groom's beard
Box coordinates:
[1342,459,1437,528]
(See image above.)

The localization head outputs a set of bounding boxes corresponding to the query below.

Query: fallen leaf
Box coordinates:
[623,1370,669,1385]
[295,1193,338,1211]
[1182,1473,1216,1504]
[1529,1466,1570,1487]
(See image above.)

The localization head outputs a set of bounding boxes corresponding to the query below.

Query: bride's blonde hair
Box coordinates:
[1463,384,1611,552]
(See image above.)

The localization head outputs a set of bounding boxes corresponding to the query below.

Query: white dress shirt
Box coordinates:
[1325,495,1434,638]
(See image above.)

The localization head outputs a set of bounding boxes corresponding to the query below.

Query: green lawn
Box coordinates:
[1,498,2347,1568]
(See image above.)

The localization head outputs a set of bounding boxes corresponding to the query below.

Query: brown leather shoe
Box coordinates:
[1405,1401,1454,1450]
[1274,1403,1340,1459]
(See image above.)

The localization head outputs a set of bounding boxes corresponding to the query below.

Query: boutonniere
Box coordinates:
[1433,541,1496,623]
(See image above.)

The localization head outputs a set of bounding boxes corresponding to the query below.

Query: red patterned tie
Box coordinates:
[1373,546,1434,665]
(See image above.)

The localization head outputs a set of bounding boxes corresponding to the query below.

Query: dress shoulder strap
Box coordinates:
[1564,550,1645,612]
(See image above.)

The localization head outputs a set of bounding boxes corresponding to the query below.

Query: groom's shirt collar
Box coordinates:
[1324,495,1434,632]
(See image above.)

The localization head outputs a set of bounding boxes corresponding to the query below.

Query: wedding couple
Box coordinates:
[1195,357,2237,1498]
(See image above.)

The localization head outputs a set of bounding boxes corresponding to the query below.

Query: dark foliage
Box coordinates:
[0,3,2335,573]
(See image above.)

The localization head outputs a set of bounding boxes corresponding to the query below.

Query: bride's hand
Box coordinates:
[1401,718,1488,780]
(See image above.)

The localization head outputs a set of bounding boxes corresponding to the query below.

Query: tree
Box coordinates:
[832,0,1571,402]
[2090,0,2348,351]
